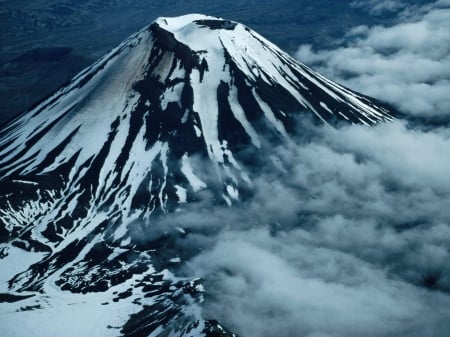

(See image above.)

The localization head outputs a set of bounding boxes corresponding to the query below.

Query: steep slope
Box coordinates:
[0,14,394,336]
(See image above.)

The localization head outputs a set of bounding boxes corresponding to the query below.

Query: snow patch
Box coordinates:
[226,185,239,200]
[181,154,207,192]
[175,185,187,203]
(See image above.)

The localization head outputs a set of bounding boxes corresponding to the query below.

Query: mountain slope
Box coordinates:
[0,14,394,336]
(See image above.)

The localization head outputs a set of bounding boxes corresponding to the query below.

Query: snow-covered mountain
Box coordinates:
[0,14,394,336]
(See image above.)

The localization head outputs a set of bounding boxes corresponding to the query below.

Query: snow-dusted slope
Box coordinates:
[0,14,394,336]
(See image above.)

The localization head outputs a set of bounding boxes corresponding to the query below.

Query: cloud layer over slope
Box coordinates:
[296,0,450,119]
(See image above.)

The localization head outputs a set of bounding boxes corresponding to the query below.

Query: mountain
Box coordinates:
[0,0,392,126]
[0,14,394,336]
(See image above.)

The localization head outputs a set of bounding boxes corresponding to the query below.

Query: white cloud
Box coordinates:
[175,119,450,337]
[185,215,450,337]
[350,0,408,15]
[296,4,450,118]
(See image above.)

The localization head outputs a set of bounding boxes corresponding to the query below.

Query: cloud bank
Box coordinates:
[169,119,450,337]
[296,1,450,119]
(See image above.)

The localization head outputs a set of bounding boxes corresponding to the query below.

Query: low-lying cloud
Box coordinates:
[350,0,408,15]
[161,119,450,337]
[296,1,450,119]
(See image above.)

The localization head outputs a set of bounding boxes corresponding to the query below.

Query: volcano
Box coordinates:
[0,14,394,336]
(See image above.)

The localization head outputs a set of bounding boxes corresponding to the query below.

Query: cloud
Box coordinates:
[350,0,408,15]
[296,3,450,119]
[186,227,450,337]
[166,119,450,337]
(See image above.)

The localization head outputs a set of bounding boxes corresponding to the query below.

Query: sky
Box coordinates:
[161,1,450,336]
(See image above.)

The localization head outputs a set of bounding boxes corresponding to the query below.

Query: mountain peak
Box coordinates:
[155,14,236,31]
[0,12,395,226]
[150,14,242,56]
[0,15,395,336]
[0,14,396,227]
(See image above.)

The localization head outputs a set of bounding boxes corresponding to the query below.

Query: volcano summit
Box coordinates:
[0,14,394,336]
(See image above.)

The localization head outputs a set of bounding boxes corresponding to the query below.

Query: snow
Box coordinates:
[158,143,170,211]
[222,194,232,206]
[11,179,39,186]
[193,124,202,137]
[228,85,261,148]
[0,270,154,337]
[176,227,186,234]
[152,51,176,82]
[358,117,370,126]
[226,185,239,200]
[320,101,333,114]
[181,109,189,124]
[338,111,350,120]
[156,14,215,33]
[175,185,188,203]
[120,138,164,213]
[253,89,288,138]
[0,190,57,233]
[0,26,154,180]
[0,245,46,290]
[181,154,207,192]
[169,257,182,263]
[190,58,225,161]
[161,82,183,110]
